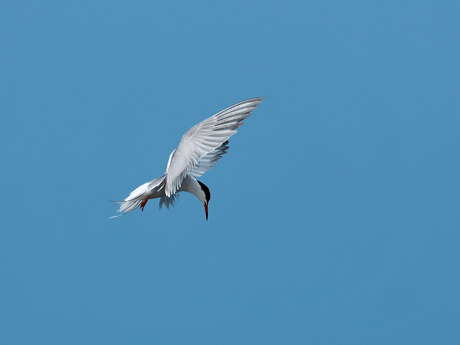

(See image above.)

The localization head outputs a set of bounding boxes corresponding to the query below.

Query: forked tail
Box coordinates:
[109,175,166,218]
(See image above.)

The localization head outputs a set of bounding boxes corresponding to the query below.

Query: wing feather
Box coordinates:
[189,140,230,178]
[164,97,263,196]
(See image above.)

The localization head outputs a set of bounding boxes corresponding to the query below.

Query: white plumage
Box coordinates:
[112,97,263,220]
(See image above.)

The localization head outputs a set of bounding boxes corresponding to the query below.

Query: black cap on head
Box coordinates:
[197,180,211,203]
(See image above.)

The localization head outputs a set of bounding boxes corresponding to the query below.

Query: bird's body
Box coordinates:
[112,97,263,220]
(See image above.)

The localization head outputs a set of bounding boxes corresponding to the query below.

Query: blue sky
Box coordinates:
[1,0,459,344]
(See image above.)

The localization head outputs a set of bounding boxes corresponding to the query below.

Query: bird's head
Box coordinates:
[197,181,211,220]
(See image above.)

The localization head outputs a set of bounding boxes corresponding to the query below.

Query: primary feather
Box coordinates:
[164,97,263,196]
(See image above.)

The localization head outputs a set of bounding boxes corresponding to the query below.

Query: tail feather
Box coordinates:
[110,176,166,218]
[117,198,143,213]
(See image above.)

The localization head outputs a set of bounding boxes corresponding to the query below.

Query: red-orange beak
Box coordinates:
[204,203,208,221]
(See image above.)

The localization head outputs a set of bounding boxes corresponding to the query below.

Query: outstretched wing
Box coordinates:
[164,97,263,196]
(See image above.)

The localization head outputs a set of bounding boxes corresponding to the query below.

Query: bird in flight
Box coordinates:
[111,97,263,220]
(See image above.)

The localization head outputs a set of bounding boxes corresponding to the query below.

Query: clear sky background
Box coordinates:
[1,0,459,344]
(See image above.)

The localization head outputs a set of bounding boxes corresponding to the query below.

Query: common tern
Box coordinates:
[112,97,263,220]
